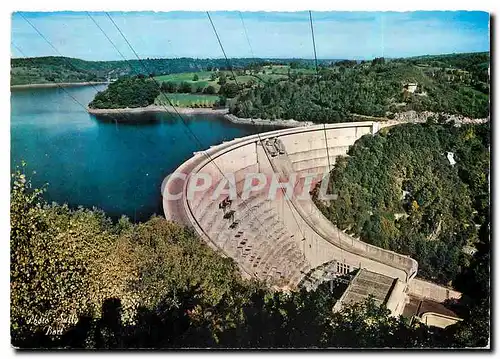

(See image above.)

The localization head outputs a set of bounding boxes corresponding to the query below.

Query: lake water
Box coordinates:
[11,85,278,222]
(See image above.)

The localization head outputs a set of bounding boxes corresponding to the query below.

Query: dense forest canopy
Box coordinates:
[88,76,160,109]
[81,52,489,117]
[10,56,332,86]
[231,52,489,121]
[10,164,490,348]
[314,122,490,285]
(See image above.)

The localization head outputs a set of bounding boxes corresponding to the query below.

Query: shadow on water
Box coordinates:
[90,113,285,223]
[11,85,288,224]
[93,111,285,133]
[93,112,167,126]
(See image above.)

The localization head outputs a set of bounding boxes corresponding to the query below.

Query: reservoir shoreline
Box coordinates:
[12,84,274,222]
[88,105,488,128]
[88,105,314,128]
[11,81,109,89]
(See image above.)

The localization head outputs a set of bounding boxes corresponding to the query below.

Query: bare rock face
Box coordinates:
[393,110,489,126]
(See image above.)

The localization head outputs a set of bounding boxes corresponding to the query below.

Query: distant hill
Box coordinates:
[230,51,490,120]
[10,56,338,86]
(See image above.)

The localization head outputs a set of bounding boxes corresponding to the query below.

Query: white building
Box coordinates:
[446,152,456,166]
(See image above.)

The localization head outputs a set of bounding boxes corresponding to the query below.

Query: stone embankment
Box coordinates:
[223,113,314,128]
[87,105,229,116]
[392,110,489,125]
[87,105,488,129]
[11,81,109,89]
[226,110,488,129]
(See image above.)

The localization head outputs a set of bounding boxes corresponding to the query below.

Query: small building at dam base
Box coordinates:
[162,121,462,328]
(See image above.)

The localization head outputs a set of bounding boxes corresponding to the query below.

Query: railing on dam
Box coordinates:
[163,121,418,283]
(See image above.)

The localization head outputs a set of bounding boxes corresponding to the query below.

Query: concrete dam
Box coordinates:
[162,121,461,321]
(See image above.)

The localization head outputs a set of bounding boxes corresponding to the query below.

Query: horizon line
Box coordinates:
[10,50,490,63]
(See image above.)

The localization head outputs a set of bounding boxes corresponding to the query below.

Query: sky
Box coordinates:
[11,11,490,61]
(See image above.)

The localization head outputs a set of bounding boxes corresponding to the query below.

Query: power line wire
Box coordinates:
[309,11,319,76]
[308,10,332,174]
[239,12,255,59]
[87,11,173,222]
[309,10,344,264]
[86,12,136,74]
[234,10,341,265]
[11,42,91,112]
[104,12,283,278]
[86,12,185,134]
[18,13,133,126]
[235,12,323,225]
[19,10,257,253]
[206,12,237,82]
[236,11,308,199]
[207,11,309,247]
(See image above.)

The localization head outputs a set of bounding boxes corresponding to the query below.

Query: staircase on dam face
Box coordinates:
[262,132,417,286]
[165,122,461,321]
[191,179,312,289]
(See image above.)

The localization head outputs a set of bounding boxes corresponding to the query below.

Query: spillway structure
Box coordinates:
[162,121,462,324]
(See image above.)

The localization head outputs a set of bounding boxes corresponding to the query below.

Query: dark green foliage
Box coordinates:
[178,81,193,93]
[88,76,160,109]
[217,72,227,86]
[315,123,490,285]
[215,96,227,107]
[219,82,240,98]
[231,52,489,122]
[203,85,216,95]
[10,167,489,348]
[12,56,304,86]
[160,81,177,93]
[11,56,108,85]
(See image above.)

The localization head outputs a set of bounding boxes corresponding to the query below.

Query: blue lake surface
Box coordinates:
[11,85,278,222]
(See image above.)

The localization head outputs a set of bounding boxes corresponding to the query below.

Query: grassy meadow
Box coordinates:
[152,65,307,107]
[155,93,220,108]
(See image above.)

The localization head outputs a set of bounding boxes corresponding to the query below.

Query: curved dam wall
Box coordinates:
[163,121,417,288]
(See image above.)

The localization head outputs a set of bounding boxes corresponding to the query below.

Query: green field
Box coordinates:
[151,65,312,108]
[155,93,220,107]
[155,71,215,88]
[89,65,298,110]
[154,66,294,91]
[265,64,316,75]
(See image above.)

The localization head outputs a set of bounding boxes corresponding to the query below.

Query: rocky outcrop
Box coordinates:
[392,111,489,125]
[224,113,314,127]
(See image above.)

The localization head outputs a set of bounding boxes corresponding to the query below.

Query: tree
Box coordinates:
[178,82,192,93]
[313,123,490,285]
[192,74,199,81]
[161,81,177,93]
[215,96,227,107]
[203,85,216,95]
[88,76,160,109]
[219,83,240,98]
[229,53,489,122]
[10,164,117,342]
[218,73,227,86]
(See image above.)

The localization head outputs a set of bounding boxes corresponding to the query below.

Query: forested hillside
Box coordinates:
[11,56,328,86]
[10,164,490,348]
[231,52,489,121]
[88,76,160,109]
[314,122,490,285]
[82,52,489,118]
